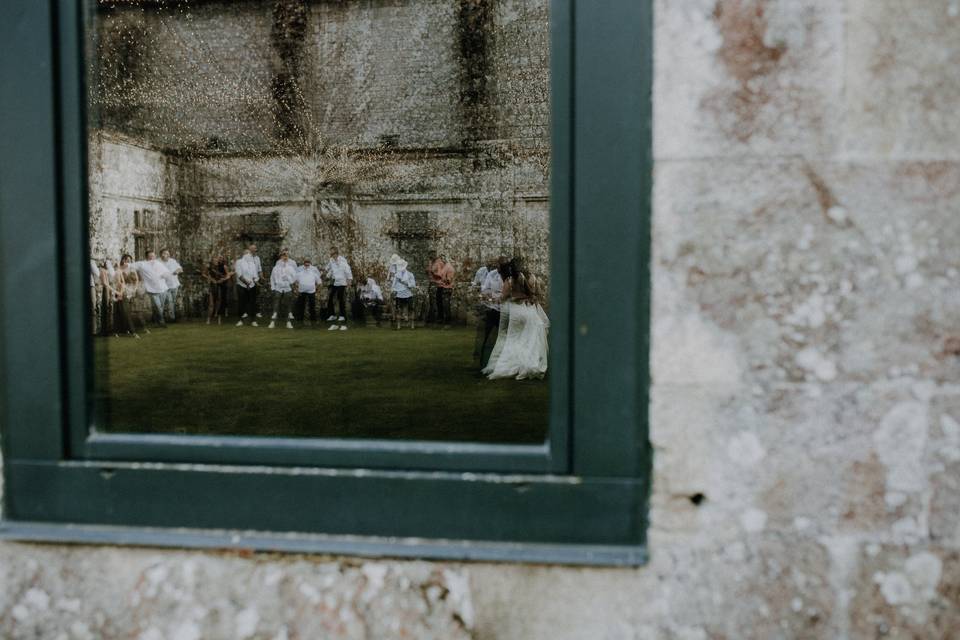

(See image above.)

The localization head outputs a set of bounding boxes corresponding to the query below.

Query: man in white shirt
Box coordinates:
[269,249,298,329]
[134,250,171,327]
[294,257,322,326]
[390,259,416,330]
[247,243,264,318]
[159,248,184,323]
[324,246,353,330]
[477,257,506,368]
[472,263,489,289]
[235,249,260,327]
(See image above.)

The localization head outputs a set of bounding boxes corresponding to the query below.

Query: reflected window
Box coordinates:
[87,0,551,443]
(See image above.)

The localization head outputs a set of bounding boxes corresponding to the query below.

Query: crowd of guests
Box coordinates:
[90,244,548,379]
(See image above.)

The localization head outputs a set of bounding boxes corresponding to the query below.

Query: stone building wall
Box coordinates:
[90,0,551,319]
[5,0,960,638]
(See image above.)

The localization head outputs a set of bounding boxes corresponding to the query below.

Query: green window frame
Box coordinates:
[0,0,652,565]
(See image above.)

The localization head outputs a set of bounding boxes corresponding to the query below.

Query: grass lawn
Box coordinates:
[94,322,549,443]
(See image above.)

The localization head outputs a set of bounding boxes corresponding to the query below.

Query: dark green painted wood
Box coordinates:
[83,433,557,474]
[0,522,648,567]
[0,0,654,562]
[0,0,66,461]
[58,0,575,475]
[56,0,95,460]
[6,461,647,548]
[571,1,652,479]
[549,0,574,473]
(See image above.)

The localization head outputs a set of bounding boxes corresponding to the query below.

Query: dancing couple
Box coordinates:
[481,257,549,380]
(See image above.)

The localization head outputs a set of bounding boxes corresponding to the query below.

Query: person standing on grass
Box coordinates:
[269,249,298,329]
[477,256,506,368]
[98,258,116,336]
[202,254,232,325]
[390,259,416,330]
[436,254,456,329]
[325,246,353,331]
[159,248,183,323]
[113,254,143,338]
[247,243,264,319]
[294,257,322,326]
[235,248,260,327]
[133,250,171,328]
[426,251,443,324]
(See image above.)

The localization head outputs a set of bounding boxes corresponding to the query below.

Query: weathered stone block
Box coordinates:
[845,0,960,159]
[655,0,844,159]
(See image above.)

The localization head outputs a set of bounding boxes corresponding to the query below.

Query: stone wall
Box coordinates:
[90,0,552,319]
[5,0,960,638]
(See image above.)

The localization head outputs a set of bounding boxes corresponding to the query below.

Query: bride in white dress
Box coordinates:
[482,258,549,380]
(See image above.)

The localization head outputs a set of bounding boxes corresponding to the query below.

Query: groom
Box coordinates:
[478,256,506,368]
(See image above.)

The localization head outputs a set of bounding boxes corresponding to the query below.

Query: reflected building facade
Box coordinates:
[87,0,551,321]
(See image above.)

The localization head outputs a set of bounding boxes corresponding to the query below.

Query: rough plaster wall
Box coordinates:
[4,1,960,638]
[88,133,177,261]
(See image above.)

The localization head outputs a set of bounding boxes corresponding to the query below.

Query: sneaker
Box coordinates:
[337,316,345,322]
[288,312,294,320]
[256,312,263,318]
[236,320,244,327]
[286,321,293,329]
[268,321,275,329]
[327,315,336,321]
[339,325,348,331]
[328,324,338,331]
[241,313,248,319]
[206,319,211,325]
[271,312,277,320]
[251,321,259,327]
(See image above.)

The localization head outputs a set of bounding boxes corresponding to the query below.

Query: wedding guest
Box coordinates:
[325,246,353,331]
[235,248,260,327]
[294,257,323,326]
[356,275,384,327]
[247,243,264,319]
[113,254,143,337]
[98,259,116,336]
[269,249,298,329]
[426,251,443,324]
[133,250,171,327]
[202,254,232,325]
[436,254,455,328]
[159,248,183,323]
[390,259,416,330]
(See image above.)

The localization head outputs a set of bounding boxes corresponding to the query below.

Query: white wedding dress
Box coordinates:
[483,300,549,380]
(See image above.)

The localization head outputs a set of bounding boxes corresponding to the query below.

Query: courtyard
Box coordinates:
[93,322,549,444]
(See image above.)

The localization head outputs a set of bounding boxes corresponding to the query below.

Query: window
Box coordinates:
[0,0,652,565]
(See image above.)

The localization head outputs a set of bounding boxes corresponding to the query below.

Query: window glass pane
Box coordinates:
[86,0,551,443]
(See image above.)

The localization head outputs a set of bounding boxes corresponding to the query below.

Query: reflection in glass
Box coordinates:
[87,0,551,443]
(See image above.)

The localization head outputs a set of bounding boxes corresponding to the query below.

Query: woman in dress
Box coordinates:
[112,254,143,337]
[203,254,232,324]
[482,257,549,380]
